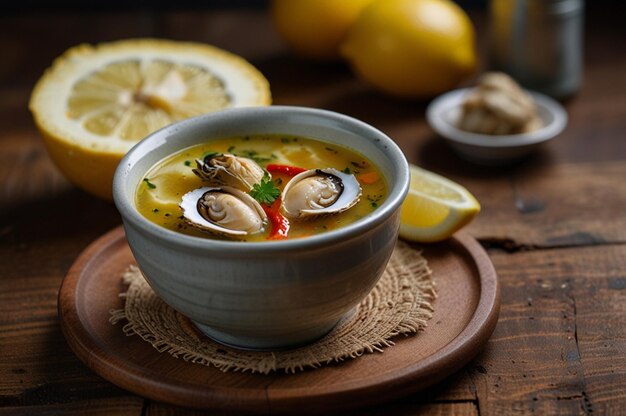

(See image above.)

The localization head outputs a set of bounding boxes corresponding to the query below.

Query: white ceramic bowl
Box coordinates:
[426,88,568,165]
[113,106,410,350]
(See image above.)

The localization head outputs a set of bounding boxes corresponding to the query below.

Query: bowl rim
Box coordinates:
[113,106,410,254]
[426,87,568,148]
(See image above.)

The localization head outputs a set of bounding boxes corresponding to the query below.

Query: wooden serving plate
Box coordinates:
[58,226,499,414]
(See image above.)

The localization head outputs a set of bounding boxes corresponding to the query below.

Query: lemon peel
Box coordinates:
[340,0,476,97]
[400,164,480,242]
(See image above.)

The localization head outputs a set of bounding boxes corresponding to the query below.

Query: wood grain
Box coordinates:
[0,397,144,416]
[470,245,626,414]
[57,227,498,413]
[464,161,626,248]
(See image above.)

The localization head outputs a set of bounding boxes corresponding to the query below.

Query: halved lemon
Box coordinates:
[29,39,271,200]
[400,164,480,242]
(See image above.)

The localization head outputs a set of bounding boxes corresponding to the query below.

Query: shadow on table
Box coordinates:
[1,186,121,249]
[415,134,558,180]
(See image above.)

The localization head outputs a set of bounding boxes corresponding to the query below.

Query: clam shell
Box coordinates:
[281,168,362,219]
[180,186,267,237]
[192,153,266,192]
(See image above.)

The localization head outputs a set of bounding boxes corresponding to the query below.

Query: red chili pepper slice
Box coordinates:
[262,199,290,240]
[265,164,307,176]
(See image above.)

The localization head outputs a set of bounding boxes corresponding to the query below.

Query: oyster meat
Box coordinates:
[281,168,362,219]
[193,153,265,192]
[180,186,267,237]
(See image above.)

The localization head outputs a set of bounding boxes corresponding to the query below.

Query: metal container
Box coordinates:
[489,0,584,99]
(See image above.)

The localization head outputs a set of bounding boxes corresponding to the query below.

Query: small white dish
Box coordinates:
[426,88,568,165]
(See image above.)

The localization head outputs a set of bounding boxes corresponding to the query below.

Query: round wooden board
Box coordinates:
[58,226,499,414]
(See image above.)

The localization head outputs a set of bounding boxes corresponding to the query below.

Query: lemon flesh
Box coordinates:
[29,39,271,200]
[400,165,480,242]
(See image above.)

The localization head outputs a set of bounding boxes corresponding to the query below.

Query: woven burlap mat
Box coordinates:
[110,241,436,374]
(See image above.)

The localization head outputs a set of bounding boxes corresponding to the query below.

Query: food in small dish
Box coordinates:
[136,135,386,241]
[113,106,409,349]
[457,72,543,135]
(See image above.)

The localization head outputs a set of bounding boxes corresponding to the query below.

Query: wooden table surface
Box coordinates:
[1,6,625,415]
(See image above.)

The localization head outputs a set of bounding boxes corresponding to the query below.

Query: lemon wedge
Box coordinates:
[29,39,271,200]
[400,165,480,242]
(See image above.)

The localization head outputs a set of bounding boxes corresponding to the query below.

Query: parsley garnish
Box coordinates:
[143,178,156,189]
[250,176,280,205]
[184,160,191,167]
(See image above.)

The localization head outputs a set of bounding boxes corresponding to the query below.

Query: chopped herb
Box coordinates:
[243,136,250,141]
[152,208,159,213]
[367,194,383,210]
[351,160,369,169]
[227,145,236,153]
[201,151,219,161]
[281,137,291,144]
[275,177,283,186]
[143,178,157,189]
[250,176,281,205]
[342,167,352,174]
[164,213,171,217]
[237,149,274,164]
[184,160,191,167]
[325,146,338,154]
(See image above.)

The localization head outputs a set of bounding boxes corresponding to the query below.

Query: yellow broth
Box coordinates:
[135,134,388,242]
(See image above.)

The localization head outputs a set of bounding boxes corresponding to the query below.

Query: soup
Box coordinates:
[136,134,388,242]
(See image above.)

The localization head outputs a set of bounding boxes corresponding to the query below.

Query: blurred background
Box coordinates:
[1,0,624,10]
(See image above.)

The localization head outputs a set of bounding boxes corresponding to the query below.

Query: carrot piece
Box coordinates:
[357,171,380,184]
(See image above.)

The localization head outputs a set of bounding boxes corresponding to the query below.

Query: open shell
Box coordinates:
[180,186,267,237]
[281,168,362,219]
[192,153,265,192]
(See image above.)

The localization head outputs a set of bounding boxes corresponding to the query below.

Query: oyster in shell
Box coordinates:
[180,186,267,237]
[281,168,362,219]
[193,153,265,192]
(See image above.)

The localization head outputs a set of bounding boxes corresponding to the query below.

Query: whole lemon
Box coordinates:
[341,0,477,97]
[271,0,375,60]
